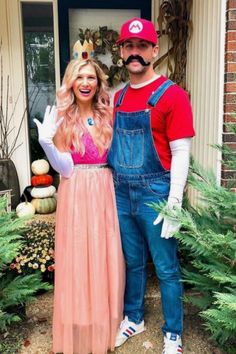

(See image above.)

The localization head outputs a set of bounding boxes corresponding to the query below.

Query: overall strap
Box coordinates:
[148,79,175,107]
[115,83,129,107]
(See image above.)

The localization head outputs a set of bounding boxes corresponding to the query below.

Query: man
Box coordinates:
[108,17,195,354]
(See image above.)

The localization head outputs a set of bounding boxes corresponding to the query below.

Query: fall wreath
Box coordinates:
[73,26,129,87]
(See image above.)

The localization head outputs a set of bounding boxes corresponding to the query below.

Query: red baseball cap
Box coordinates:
[117,17,158,45]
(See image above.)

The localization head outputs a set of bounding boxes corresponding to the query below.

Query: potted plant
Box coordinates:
[0,40,27,209]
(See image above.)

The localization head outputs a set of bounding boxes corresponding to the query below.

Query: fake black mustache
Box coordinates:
[122,55,151,67]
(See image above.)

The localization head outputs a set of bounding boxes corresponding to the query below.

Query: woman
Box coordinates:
[34,59,125,354]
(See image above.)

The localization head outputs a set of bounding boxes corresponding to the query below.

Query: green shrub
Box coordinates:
[0,197,51,331]
[150,121,236,351]
[175,159,236,349]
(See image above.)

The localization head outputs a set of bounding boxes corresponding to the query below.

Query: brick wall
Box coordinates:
[223,0,236,187]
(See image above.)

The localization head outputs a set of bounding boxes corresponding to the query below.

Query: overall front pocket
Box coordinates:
[117,128,144,168]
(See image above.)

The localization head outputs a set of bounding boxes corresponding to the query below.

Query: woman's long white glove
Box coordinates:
[153,138,191,239]
[34,105,74,178]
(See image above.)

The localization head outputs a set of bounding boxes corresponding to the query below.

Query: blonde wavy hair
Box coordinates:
[54,59,112,156]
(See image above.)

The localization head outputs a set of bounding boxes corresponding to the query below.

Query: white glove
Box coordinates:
[34,105,74,178]
[153,197,181,239]
[34,105,63,143]
[153,138,192,239]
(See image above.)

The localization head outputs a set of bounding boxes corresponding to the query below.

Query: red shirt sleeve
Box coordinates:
[166,86,195,141]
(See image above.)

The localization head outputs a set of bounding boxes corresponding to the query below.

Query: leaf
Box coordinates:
[37,316,47,323]
[23,339,31,347]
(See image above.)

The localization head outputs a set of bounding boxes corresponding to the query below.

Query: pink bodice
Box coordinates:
[71,133,108,165]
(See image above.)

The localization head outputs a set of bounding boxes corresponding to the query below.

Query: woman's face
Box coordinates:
[72,64,98,105]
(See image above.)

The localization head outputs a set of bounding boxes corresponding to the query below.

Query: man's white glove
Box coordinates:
[153,138,192,239]
[153,197,181,239]
[34,105,74,178]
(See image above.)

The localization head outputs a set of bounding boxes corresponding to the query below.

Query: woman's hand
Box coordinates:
[33,105,73,178]
[34,105,64,144]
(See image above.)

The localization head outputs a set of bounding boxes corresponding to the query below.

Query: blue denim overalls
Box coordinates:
[108,79,183,336]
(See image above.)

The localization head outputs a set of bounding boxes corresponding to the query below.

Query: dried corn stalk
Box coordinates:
[154,0,193,89]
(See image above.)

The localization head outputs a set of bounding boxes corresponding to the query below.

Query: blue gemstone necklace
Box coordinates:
[87,117,94,126]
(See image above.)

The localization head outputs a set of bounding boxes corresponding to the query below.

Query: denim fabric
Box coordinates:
[107,80,183,335]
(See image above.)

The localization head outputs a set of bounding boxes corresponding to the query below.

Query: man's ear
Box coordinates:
[153,45,159,59]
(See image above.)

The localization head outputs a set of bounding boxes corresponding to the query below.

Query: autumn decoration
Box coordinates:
[30,159,57,214]
[155,0,193,88]
[74,27,129,87]
[10,220,55,281]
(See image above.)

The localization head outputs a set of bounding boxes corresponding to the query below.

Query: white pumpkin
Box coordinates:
[16,201,35,218]
[31,185,56,199]
[31,159,50,175]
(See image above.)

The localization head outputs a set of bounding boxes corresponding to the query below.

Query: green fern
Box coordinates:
[0,309,20,329]
[175,163,236,349]
[0,196,52,331]
[202,291,236,343]
[150,126,236,350]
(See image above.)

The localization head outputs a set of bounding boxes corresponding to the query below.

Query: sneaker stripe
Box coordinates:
[128,326,136,333]
[122,326,137,338]
[163,344,182,353]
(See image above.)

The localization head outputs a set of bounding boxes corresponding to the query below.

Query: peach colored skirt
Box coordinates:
[53,165,125,354]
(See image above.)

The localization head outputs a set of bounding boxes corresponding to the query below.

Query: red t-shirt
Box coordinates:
[114,76,195,170]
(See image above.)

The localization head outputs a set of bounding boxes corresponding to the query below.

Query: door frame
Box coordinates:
[58,0,152,78]
[1,0,60,192]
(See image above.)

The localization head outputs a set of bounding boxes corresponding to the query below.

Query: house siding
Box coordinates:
[186,0,226,203]
[223,0,236,188]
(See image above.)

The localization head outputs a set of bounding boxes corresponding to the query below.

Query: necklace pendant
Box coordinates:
[87,117,94,126]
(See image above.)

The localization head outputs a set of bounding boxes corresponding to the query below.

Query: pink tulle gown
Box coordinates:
[53,133,125,354]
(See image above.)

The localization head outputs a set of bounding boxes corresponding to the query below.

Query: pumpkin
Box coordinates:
[16,201,35,218]
[31,174,53,187]
[31,159,50,175]
[31,197,57,214]
[31,185,56,199]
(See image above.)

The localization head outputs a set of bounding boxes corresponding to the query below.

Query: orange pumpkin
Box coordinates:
[31,174,53,187]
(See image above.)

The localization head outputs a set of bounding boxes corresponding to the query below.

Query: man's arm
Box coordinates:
[154,137,191,238]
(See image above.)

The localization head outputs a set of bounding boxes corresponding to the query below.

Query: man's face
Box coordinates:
[120,38,158,74]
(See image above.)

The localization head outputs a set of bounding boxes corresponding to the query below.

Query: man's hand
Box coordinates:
[153,197,181,239]
[34,105,64,144]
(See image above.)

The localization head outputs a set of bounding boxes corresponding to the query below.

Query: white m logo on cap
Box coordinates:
[129,20,143,34]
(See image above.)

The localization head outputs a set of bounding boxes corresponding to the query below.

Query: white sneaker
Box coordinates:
[162,332,183,354]
[115,316,145,347]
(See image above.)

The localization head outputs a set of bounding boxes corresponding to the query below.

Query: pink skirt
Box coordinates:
[53,165,125,354]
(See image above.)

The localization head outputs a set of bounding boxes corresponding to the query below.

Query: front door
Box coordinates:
[58,0,152,81]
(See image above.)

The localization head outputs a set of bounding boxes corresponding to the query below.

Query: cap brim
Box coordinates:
[116,35,157,45]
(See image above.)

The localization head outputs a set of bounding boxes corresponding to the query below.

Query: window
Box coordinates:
[22,3,58,183]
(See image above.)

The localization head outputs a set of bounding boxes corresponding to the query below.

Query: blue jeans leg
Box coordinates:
[115,183,148,324]
[115,179,183,334]
[136,184,183,335]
